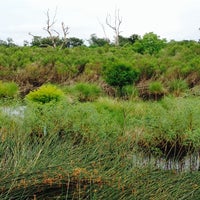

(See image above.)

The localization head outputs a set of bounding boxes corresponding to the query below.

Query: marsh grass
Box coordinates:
[69,82,102,102]
[0,81,19,99]
[1,97,200,199]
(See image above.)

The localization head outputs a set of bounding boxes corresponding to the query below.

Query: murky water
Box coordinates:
[1,106,26,117]
[1,106,200,172]
[132,152,200,172]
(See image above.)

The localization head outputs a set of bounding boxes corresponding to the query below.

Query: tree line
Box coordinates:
[0,8,199,50]
[0,32,169,55]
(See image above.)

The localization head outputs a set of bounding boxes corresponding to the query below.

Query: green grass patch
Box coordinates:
[1,97,200,199]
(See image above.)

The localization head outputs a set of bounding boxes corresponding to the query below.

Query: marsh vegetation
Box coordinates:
[0,39,200,199]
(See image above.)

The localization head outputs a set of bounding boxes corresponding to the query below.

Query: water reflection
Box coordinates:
[1,106,26,117]
[133,152,200,172]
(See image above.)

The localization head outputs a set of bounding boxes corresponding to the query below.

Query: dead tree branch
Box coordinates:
[43,9,59,48]
[39,8,69,48]
[60,22,70,49]
[106,9,122,46]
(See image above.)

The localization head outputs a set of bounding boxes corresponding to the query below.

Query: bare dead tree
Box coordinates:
[43,9,59,48]
[106,9,122,46]
[60,22,70,49]
[30,9,69,48]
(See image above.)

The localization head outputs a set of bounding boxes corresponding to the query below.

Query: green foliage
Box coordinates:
[31,36,63,47]
[130,97,200,160]
[118,34,140,46]
[88,34,110,47]
[169,79,188,96]
[70,82,102,102]
[0,39,199,98]
[135,55,160,80]
[149,81,164,94]
[133,32,167,55]
[2,97,200,199]
[121,85,139,100]
[31,36,84,48]
[2,31,200,200]
[66,37,84,48]
[103,62,139,96]
[0,81,19,98]
[26,84,65,104]
[0,38,16,47]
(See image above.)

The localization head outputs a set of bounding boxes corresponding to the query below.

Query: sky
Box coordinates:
[0,0,200,45]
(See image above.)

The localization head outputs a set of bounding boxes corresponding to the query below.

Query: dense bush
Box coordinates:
[103,62,139,97]
[133,32,167,55]
[25,84,65,104]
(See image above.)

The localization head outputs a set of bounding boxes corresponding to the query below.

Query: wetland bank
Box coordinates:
[0,39,200,199]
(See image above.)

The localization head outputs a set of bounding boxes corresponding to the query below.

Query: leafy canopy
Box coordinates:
[133,32,167,55]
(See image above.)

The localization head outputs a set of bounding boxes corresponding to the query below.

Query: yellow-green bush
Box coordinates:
[25,84,65,104]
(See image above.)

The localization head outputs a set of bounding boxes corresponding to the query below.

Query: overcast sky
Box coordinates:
[0,0,200,45]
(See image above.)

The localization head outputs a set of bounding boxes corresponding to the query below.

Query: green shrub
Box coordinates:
[149,81,166,100]
[133,32,167,55]
[0,81,19,98]
[103,62,138,97]
[147,81,165,100]
[149,81,164,94]
[71,82,102,102]
[24,85,67,140]
[169,79,188,96]
[25,84,65,104]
